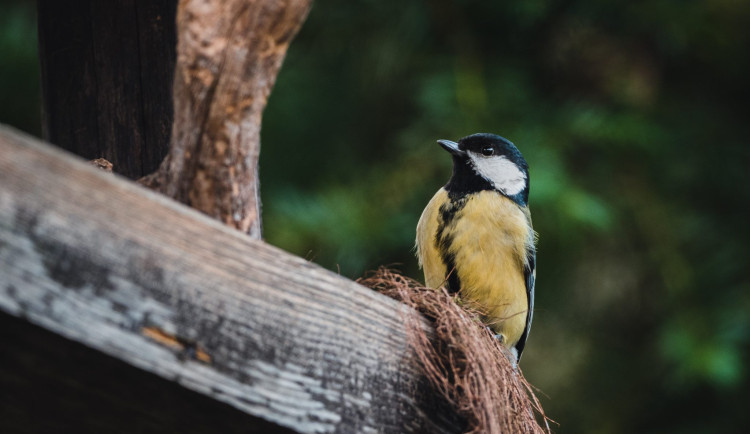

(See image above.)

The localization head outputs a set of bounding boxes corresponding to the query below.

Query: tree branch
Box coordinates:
[140,0,312,238]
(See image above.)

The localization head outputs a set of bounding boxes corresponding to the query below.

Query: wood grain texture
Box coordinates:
[0,126,464,433]
[37,0,177,179]
[142,0,312,238]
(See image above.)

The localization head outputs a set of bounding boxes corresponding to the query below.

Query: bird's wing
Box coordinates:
[415,188,449,288]
[514,210,536,360]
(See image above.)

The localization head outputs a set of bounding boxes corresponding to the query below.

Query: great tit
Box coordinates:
[416,133,536,362]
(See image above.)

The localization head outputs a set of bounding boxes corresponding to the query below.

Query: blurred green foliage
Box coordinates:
[2,0,749,432]
[0,0,39,135]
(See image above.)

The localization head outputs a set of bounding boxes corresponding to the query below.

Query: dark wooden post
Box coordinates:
[37,0,177,180]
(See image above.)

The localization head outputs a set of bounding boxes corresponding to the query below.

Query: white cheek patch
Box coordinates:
[469,155,526,196]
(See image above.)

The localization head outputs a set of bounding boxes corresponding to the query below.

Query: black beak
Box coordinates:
[437,139,465,156]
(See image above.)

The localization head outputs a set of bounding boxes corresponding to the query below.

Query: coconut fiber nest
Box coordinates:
[358,268,552,434]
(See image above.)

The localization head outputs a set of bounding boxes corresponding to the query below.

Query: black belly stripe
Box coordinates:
[435,196,468,294]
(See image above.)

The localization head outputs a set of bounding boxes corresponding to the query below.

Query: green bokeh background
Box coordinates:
[2,0,749,432]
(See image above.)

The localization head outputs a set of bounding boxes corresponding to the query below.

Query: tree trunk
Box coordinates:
[141,0,312,238]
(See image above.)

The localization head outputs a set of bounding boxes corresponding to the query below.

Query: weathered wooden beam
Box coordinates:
[0,126,463,433]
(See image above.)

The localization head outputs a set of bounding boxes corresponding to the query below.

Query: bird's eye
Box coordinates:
[481,146,495,156]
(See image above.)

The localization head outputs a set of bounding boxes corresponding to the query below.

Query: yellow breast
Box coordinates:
[416,188,531,346]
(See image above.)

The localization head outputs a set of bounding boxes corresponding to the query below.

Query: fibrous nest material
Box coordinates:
[358,267,551,434]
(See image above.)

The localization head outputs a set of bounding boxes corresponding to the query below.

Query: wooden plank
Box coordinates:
[0,126,463,433]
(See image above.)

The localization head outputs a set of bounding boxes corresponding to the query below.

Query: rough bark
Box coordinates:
[0,126,464,433]
[141,0,312,238]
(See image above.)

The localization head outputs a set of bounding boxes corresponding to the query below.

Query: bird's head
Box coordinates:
[439,133,529,205]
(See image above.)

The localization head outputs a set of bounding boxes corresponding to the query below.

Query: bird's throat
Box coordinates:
[445,156,494,201]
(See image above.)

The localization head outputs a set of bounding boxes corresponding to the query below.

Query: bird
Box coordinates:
[415,133,536,362]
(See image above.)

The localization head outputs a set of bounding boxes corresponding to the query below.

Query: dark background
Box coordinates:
[2,0,748,432]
